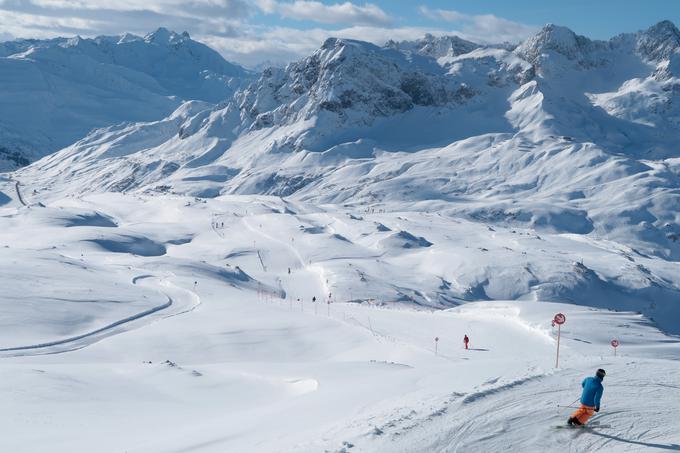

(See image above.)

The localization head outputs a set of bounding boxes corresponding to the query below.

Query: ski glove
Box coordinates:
[594,407,600,412]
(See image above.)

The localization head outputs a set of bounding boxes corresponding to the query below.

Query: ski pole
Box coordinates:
[557,397,580,408]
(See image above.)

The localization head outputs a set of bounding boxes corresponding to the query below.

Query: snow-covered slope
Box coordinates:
[0,189,679,452]
[18,22,680,259]
[0,28,254,170]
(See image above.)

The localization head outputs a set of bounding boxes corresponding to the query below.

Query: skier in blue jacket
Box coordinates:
[568,369,605,425]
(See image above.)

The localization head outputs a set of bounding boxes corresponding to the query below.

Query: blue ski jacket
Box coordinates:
[580,376,604,408]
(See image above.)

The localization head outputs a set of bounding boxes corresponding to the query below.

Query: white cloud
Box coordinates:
[0,0,251,39]
[419,6,537,44]
[25,0,254,17]
[257,1,392,26]
[0,0,405,67]
[201,24,458,68]
[419,7,466,23]
[0,1,535,68]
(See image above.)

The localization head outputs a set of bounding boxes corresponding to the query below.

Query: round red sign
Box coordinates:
[611,339,619,348]
[553,313,566,325]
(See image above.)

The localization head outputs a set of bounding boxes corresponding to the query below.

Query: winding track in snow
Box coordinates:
[242,214,336,304]
[0,275,197,356]
[242,215,307,269]
[11,179,27,206]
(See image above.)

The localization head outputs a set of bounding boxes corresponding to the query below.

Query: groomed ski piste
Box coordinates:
[1,181,679,453]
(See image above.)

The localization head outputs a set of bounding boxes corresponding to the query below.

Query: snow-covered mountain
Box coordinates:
[18,22,680,255]
[8,21,680,329]
[0,28,254,170]
[4,21,680,452]
[385,33,481,58]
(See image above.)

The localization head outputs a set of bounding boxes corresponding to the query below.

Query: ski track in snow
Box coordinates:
[433,369,680,453]
[314,366,680,453]
[0,275,197,356]
[13,179,27,207]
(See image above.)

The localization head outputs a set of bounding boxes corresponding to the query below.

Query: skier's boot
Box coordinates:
[567,417,582,426]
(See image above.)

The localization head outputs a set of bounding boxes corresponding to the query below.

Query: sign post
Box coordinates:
[435,337,439,355]
[611,339,619,356]
[553,313,566,368]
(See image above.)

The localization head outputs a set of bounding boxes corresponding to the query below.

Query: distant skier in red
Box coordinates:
[463,334,469,350]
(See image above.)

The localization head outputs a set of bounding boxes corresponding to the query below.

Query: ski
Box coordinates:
[554,423,611,429]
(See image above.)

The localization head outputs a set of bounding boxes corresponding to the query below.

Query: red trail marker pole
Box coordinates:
[611,339,619,356]
[553,313,566,368]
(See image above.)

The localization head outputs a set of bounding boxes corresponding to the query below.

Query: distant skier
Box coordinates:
[568,369,605,426]
[463,334,469,350]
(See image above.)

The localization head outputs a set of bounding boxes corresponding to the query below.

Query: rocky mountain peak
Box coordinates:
[386,34,480,59]
[636,20,680,60]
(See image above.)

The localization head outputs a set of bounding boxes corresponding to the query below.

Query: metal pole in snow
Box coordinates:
[556,324,561,368]
[553,313,566,368]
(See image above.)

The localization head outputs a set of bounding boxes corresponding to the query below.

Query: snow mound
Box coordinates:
[375,223,391,232]
[85,235,167,256]
[62,211,118,228]
[381,231,433,249]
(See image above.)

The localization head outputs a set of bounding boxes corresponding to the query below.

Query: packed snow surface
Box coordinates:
[0,187,679,452]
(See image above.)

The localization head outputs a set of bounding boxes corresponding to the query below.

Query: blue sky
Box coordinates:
[253,0,678,39]
[0,0,676,67]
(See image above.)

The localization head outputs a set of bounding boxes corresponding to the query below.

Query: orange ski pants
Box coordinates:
[570,404,595,424]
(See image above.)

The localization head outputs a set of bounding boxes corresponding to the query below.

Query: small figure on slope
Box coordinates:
[568,369,605,426]
[463,334,469,350]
